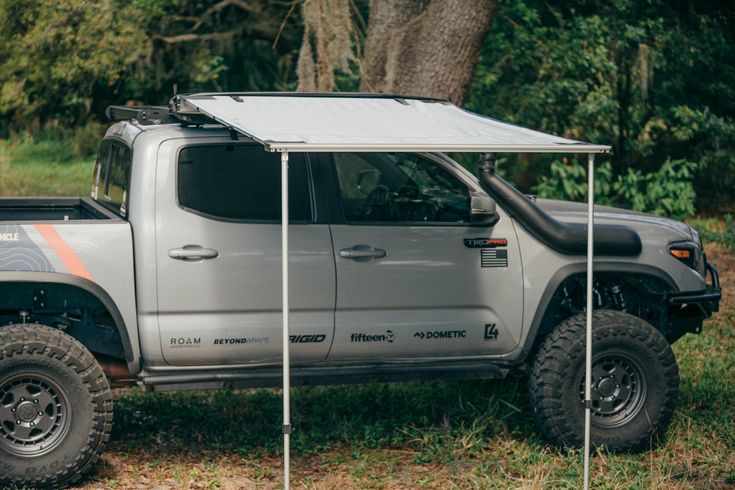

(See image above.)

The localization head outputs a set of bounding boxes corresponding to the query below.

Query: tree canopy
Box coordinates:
[0,0,732,211]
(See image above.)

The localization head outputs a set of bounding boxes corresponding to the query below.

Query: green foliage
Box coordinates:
[0,0,300,133]
[534,158,697,219]
[467,0,735,212]
[690,214,735,251]
[1,0,733,213]
[0,0,147,130]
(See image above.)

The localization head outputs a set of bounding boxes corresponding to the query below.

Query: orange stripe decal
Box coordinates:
[33,224,93,281]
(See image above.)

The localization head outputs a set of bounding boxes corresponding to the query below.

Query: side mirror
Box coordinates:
[470,190,497,225]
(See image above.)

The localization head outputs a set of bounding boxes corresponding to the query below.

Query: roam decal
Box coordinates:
[169,337,202,348]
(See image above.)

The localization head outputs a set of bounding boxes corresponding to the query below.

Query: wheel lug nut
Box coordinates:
[20,397,25,401]
[11,408,16,412]
[33,399,38,404]
[39,411,44,416]
[30,422,35,427]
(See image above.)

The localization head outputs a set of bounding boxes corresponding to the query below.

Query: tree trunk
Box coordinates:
[360,0,497,105]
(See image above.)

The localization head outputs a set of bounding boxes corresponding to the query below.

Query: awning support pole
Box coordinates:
[281,150,291,490]
[583,152,595,490]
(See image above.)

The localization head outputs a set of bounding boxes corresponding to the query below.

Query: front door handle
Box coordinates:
[169,245,219,261]
[339,244,387,261]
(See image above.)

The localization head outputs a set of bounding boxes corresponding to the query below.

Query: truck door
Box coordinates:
[154,141,335,366]
[323,152,523,361]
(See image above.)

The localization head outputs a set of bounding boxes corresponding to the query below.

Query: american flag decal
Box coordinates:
[481,249,508,268]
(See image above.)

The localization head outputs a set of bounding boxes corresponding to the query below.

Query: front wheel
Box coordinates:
[0,325,113,488]
[528,310,679,452]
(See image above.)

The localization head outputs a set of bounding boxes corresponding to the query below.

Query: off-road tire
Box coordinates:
[529,310,679,452]
[0,324,113,488]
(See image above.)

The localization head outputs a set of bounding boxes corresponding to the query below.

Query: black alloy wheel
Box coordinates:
[529,310,679,452]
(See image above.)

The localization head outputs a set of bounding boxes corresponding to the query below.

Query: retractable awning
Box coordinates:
[175,93,610,154]
[173,92,608,490]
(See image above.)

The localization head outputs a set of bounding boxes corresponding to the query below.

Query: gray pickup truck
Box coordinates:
[0,96,721,488]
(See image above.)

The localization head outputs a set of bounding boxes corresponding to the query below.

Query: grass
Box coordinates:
[2,138,733,488]
[0,135,94,197]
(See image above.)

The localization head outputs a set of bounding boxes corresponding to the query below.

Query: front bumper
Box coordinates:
[669,262,722,316]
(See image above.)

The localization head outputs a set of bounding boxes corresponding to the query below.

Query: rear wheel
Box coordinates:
[0,325,113,488]
[528,310,679,452]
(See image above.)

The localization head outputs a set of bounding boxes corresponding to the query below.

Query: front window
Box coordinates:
[333,153,470,223]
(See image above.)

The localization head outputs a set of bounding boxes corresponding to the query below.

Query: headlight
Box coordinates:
[668,241,702,270]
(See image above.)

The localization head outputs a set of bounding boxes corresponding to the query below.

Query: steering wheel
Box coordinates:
[361,184,393,219]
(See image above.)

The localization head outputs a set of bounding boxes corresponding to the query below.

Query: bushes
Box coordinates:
[534,158,697,220]
[690,214,735,251]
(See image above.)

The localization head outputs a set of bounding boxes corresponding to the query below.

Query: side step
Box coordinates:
[140,361,509,392]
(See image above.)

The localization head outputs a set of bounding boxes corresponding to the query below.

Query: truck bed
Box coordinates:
[0,197,119,221]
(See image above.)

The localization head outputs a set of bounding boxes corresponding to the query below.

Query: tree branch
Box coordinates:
[190,0,261,31]
[156,27,245,44]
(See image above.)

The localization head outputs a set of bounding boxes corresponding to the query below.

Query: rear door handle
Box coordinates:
[168,245,219,261]
[339,244,387,261]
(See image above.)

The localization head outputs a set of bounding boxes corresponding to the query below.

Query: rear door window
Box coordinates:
[177,145,312,222]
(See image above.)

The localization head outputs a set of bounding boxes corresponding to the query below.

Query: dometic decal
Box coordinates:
[214,336,270,345]
[464,237,508,248]
[414,330,466,340]
[350,330,395,343]
[484,324,499,340]
[170,337,202,348]
[290,334,326,343]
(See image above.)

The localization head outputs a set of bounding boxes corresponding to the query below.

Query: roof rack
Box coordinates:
[105,105,214,126]
[106,92,451,127]
[105,105,177,125]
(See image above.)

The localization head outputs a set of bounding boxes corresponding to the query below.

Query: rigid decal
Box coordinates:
[414,330,466,339]
[350,330,395,343]
[290,334,326,343]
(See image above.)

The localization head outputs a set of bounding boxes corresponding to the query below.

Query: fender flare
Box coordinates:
[512,262,678,364]
[0,271,135,363]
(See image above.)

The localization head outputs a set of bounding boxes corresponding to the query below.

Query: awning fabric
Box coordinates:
[177,93,611,154]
